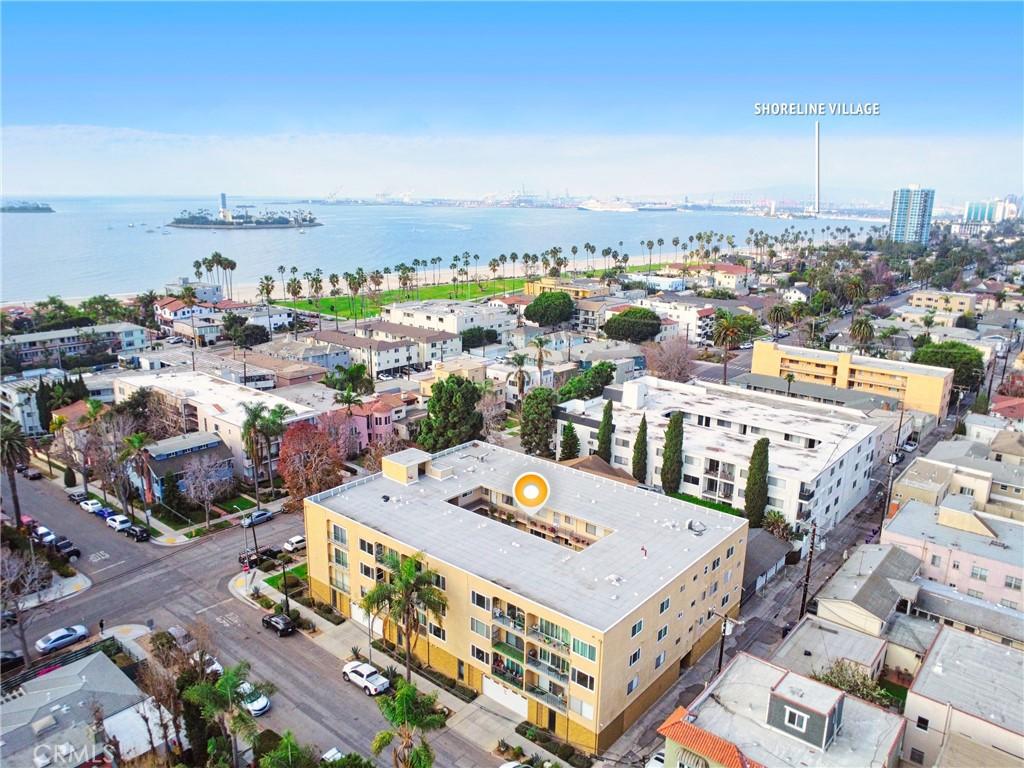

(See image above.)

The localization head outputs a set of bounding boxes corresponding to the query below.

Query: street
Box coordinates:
[2,477,498,767]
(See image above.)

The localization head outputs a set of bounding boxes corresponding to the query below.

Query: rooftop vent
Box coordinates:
[687,519,707,536]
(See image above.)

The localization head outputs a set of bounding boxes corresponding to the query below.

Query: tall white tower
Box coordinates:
[814,121,820,215]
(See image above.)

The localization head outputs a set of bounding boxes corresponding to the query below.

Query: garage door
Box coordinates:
[483,676,528,718]
[350,605,383,635]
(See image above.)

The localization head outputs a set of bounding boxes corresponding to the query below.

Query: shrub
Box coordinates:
[315,607,345,625]
[515,722,530,737]
[295,595,313,608]
[557,743,576,760]
[63,466,76,487]
[511,745,525,759]
[278,553,294,565]
[350,645,363,661]
[252,729,282,762]
[568,755,594,768]
[496,738,509,754]
[256,596,276,610]
[525,726,538,742]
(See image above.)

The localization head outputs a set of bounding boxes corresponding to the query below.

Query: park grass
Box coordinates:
[218,495,256,513]
[277,277,526,320]
[264,563,309,591]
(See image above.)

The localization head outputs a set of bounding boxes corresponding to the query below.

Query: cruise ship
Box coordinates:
[577,199,638,213]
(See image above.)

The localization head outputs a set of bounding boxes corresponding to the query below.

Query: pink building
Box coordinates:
[882,496,1024,611]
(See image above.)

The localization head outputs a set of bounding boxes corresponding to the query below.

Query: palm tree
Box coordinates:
[48,382,74,410]
[712,313,744,384]
[260,404,295,495]
[506,353,529,409]
[849,314,875,353]
[371,680,447,768]
[877,326,900,357]
[241,402,268,508]
[193,260,204,281]
[784,373,796,398]
[117,431,151,523]
[277,265,287,300]
[334,385,360,415]
[529,336,552,384]
[184,661,275,768]
[0,419,30,527]
[767,302,792,340]
[362,552,447,682]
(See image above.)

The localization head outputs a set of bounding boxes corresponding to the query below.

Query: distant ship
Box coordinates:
[577,199,638,213]
[1,201,54,213]
[168,193,322,230]
[637,203,677,212]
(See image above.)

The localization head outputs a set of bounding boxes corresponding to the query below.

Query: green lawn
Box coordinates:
[185,520,233,539]
[878,679,909,706]
[277,277,525,319]
[150,505,189,530]
[264,563,309,591]
[218,495,256,513]
[668,491,743,517]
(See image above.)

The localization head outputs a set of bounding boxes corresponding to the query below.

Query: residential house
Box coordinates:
[153,297,218,334]
[314,330,418,378]
[353,321,461,367]
[742,528,793,597]
[130,431,233,503]
[119,347,278,390]
[210,349,326,387]
[770,615,886,680]
[522,276,610,300]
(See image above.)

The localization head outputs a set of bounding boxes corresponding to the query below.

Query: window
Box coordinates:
[967,589,984,599]
[626,676,640,695]
[470,591,491,611]
[970,566,988,582]
[952,561,960,571]
[630,620,644,638]
[726,545,735,559]
[628,648,641,666]
[359,563,374,579]
[359,539,373,555]
[930,555,941,567]
[721,594,730,608]
[431,573,446,590]
[571,668,594,690]
[657,625,668,642]
[712,557,721,571]
[428,623,446,641]
[585,523,597,535]
[572,638,597,661]
[470,645,490,664]
[1000,599,1019,610]
[1006,576,1022,591]
[470,618,489,638]
[785,707,808,733]
[683,474,699,486]
[909,748,925,765]
[659,597,670,614]
[916,716,929,732]
[655,651,667,669]
[331,524,348,546]
[569,698,594,720]
[333,549,348,567]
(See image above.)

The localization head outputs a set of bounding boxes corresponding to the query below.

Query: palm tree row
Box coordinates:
[192,251,238,299]
[241,401,295,508]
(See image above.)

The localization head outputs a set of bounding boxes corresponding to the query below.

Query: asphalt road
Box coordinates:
[2,477,497,767]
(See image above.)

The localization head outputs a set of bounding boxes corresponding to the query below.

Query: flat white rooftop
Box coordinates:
[771,616,885,678]
[308,441,746,631]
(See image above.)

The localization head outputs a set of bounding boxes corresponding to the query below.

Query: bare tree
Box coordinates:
[362,431,407,474]
[643,335,695,383]
[88,411,139,514]
[0,549,58,662]
[136,664,181,767]
[181,455,234,530]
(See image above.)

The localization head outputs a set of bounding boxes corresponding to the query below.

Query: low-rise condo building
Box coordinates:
[556,376,879,533]
[251,335,352,371]
[314,330,418,378]
[523,276,610,300]
[3,322,151,365]
[751,341,954,417]
[304,442,748,753]
[907,289,976,314]
[353,320,461,366]
[379,299,516,343]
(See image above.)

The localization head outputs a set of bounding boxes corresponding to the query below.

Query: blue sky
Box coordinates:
[3,2,1022,202]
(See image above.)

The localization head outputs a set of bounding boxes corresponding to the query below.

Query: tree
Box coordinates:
[558,422,580,461]
[954,313,978,330]
[241,402,269,504]
[603,307,662,343]
[260,404,295,494]
[259,730,319,768]
[323,363,374,395]
[744,438,770,528]
[371,680,447,768]
[811,660,895,708]
[505,353,529,408]
[970,392,990,414]
[363,431,407,473]
[519,388,557,457]
[911,341,985,390]
[523,291,574,326]
[417,376,483,451]
[632,415,648,483]
[183,454,234,529]
[767,302,791,339]
[849,314,875,353]
[661,412,684,494]
[595,400,614,462]
[529,336,552,383]
[0,418,29,527]
[643,336,693,383]
[556,361,616,402]
[460,326,498,351]
[762,510,792,541]
[278,422,344,511]
[361,552,447,682]
[0,548,56,663]
[713,313,745,384]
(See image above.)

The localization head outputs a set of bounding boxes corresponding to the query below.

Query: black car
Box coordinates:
[68,490,89,504]
[1,609,17,628]
[239,545,282,567]
[14,462,27,473]
[52,537,81,562]
[125,525,150,542]
[1,650,25,674]
[261,614,296,637]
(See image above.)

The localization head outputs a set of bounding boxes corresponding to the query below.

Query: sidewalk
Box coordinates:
[228,570,562,765]
[19,571,92,609]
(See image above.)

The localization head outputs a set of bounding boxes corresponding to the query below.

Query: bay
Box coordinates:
[1,196,873,303]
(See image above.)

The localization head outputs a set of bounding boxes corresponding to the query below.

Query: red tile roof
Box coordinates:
[657,707,765,768]
[492,295,532,305]
[993,395,1024,421]
[51,400,108,430]
[696,308,716,317]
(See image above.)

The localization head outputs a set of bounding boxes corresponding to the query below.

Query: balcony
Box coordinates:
[490,665,523,688]
[492,640,525,663]
[492,610,526,634]
[526,627,571,654]
[330,576,349,594]
[799,487,815,501]
[527,684,567,711]
[526,656,569,684]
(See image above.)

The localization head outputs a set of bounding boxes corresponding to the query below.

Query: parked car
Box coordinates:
[22,468,42,480]
[15,462,28,473]
[35,625,89,655]
[739,341,754,350]
[239,545,282,567]
[125,525,150,542]
[282,535,306,553]
[1,649,25,674]
[106,515,131,532]
[241,510,273,528]
[261,614,296,637]
[52,537,81,563]
[902,440,919,452]
[342,661,390,696]
[191,651,224,677]
[322,748,345,764]
[167,625,198,654]
[33,526,57,546]
[644,749,666,768]
[1,609,17,628]
[237,681,271,716]
[68,490,89,504]
[95,507,117,519]
[79,499,102,513]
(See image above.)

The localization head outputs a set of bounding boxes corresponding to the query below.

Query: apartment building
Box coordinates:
[602,304,679,342]
[882,496,1024,610]
[209,306,294,333]
[211,349,327,387]
[128,431,233,503]
[314,330,417,378]
[251,335,351,371]
[751,341,954,417]
[120,347,278,390]
[3,322,151,364]
[684,262,758,293]
[153,297,219,333]
[414,355,491,397]
[304,443,748,753]
[556,377,879,533]
[907,290,976,315]
[641,291,770,321]
[379,299,516,343]
[353,320,461,365]
[655,654,904,768]
[164,276,223,303]
[522,276,610,300]
[889,186,935,245]
[113,371,314,483]
[0,379,45,435]
[902,628,1022,767]
[574,295,628,334]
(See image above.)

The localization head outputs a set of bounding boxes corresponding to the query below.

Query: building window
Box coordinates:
[712,557,721,571]
[659,597,670,614]
[785,707,808,733]
[970,566,988,582]
[626,676,640,695]
[470,618,489,638]
[1000,599,1019,610]
[628,648,641,666]
[470,591,491,611]
[569,698,594,720]
[721,594,730,608]
[359,563,374,579]
[657,625,668,642]
[967,589,984,599]
[429,623,446,641]
[585,523,597,535]
[1006,576,1022,591]
[471,645,490,664]
[916,716,929,732]
[909,748,925,765]
[630,620,644,638]
[359,539,373,555]
[952,561,960,570]
[333,549,348,568]
[572,638,597,662]
[331,524,348,547]
[654,651,666,670]
[726,545,735,559]
[571,668,594,690]
[930,555,941,568]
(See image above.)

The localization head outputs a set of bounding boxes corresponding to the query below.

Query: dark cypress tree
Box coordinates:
[632,414,648,483]
[63,465,76,488]
[72,374,89,400]
[744,437,770,527]
[36,380,52,433]
[558,422,581,461]
[661,412,684,494]
[595,400,614,462]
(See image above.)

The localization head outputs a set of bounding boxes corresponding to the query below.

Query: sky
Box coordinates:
[3,2,1022,205]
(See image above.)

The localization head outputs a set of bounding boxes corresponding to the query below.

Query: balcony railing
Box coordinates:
[330,576,349,594]
[526,627,571,653]
[492,611,526,633]
[526,656,569,684]
[492,640,525,663]
[491,666,523,688]
[799,487,815,501]
[527,684,567,711]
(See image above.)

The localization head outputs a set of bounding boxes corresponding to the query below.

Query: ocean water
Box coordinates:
[1,197,869,302]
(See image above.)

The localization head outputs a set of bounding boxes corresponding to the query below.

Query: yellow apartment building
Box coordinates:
[416,355,491,397]
[523,276,611,300]
[751,341,954,417]
[907,289,976,314]
[304,443,748,754]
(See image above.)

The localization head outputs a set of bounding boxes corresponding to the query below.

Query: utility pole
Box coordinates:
[799,521,817,618]
[279,556,291,614]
